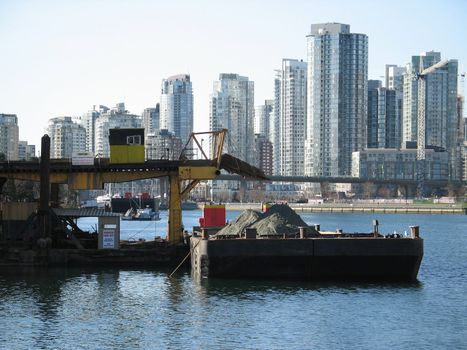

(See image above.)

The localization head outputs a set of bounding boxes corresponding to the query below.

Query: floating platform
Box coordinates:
[0,242,189,267]
[190,235,423,281]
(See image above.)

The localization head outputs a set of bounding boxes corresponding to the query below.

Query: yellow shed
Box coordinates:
[109,128,145,164]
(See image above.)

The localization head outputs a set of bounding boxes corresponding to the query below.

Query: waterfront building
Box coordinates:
[142,105,160,136]
[81,105,108,154]
[47,117,86,159]
[0,114,19,160]
[402,51,459,178]
[305,23,368,177]
[94,103,141,157]
[255,99,274,138]
[385,65,405,147]
[254,134,273,176]
[145,129,183,160]
[18,141,35,160]
[367,80,398,148]
[271,70,281,175]
[160,74,193,145]
[352,148,449,180]
[402,51,440,145]
[209,73,255,164]
[279,59,307,176]
[461,142,467,181]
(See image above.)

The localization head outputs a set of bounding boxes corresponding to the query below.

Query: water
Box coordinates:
[1,212,466,349]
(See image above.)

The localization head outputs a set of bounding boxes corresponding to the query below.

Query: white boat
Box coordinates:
[121,207,160,221]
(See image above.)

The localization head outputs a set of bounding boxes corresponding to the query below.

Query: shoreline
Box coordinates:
[221,203,467,215]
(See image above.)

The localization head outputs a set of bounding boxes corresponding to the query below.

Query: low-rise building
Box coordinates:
[352,148,449,180]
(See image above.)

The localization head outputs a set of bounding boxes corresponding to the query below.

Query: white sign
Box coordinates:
[102,229,115,249]
[72,152,95,166]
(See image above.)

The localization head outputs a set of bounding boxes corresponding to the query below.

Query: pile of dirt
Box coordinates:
[215,209,261,236]
[215,204,309,237]
[253,204,309,237]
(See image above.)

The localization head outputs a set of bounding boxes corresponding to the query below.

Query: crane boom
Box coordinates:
[419,60,449,76]
[416,59,451,197]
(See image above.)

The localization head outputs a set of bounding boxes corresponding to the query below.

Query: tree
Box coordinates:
[362,181,376,199]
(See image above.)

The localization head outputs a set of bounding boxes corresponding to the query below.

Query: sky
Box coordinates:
[1,0,466,149]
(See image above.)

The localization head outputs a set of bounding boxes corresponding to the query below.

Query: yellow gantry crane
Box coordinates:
[0,129,266,244]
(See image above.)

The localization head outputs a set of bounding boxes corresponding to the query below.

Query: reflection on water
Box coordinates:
[1,212,467,349]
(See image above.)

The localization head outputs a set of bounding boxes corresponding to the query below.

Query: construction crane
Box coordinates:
[414,59,450,196]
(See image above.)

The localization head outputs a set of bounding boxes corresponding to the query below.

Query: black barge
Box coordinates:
[190,232,423,281]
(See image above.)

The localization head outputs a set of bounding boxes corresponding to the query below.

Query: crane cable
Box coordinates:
[169,238,201,278]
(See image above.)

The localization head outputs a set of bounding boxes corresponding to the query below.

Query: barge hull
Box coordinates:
[191,237,423,281]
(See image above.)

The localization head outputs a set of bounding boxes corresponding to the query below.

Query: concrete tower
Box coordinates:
[280,59,307,176]
[305,23,368,177]
[209,73,255,164]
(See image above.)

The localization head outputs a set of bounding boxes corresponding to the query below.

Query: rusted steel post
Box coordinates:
[50,183,60,207]
[409,226,420,238]
[299,226,307,239]
[0,177,6,194]
[39,135,51,239]
[201,228,209,240]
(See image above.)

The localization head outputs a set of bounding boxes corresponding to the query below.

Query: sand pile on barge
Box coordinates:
[216,204,309,237]
[216,210,261,236]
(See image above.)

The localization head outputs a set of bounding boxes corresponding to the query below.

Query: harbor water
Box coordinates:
[1,211,466,349]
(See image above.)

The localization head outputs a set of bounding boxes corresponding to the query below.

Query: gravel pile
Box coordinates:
[215,209,261,236]
[253,204,309,236]
[215,204,309,237]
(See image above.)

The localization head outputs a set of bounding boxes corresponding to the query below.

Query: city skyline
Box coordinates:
[1,0,466,148]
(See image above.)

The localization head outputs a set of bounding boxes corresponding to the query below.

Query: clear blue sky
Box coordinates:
[1,0,466,148]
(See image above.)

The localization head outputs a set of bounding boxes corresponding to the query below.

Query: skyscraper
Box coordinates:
[254,100,273,138]
[160,74,193,145]
[403,51,459,178]
[0,114,19,160]
[367,80,398,149]
[47,116,86,158]
[81,105,106,154]
[305,23,368,177]
[142,104,160,135]
[209,73,255,164]
[402,51,441,146]
[279,59,307,176]
[271,70,281,175]
[386,65,405,148]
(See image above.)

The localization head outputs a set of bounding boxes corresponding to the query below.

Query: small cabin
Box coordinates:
[109,128,145,164]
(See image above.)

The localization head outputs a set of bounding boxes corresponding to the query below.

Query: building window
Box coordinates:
[127,135,141,145]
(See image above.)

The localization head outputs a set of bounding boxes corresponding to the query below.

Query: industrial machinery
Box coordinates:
[0,129,266,244]
[109,128,145,164]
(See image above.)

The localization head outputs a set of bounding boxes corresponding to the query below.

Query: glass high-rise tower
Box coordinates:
[209,73,255,164]
[160,74,193,145]
[305,23,368,177]
[279,59,307,176]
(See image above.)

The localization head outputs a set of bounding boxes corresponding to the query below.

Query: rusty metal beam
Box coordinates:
[39,135,51,239]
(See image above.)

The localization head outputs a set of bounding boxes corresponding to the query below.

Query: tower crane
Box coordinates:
[414,59,450,196]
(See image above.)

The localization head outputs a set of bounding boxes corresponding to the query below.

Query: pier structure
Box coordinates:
[0,130,266,244]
